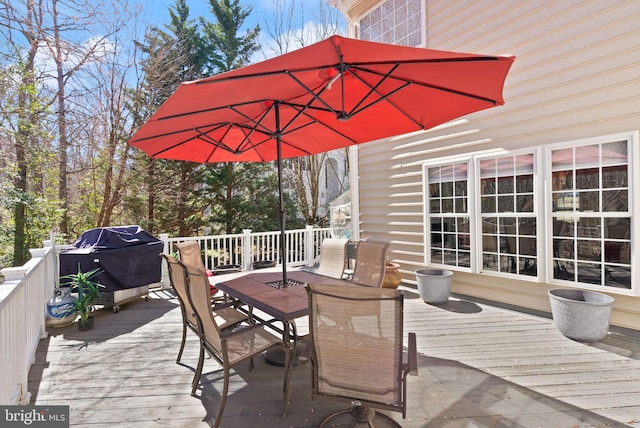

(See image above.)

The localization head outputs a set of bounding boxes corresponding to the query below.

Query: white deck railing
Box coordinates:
[0,241,56,405]
[0,226,331,404]
[160,226,332,272]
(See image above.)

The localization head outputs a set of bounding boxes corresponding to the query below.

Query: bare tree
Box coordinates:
[0,0,48,265]
[261,0,348,225]
[89,14,143,227]
[42,0,126,237]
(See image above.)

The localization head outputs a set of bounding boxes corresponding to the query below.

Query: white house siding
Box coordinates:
[336,0,640,330]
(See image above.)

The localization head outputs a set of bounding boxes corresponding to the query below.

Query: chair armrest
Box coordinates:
[406,332,418,376]
[212,299,244,310]
[220,322,269,340]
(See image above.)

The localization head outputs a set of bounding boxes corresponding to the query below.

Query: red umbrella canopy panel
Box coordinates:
[129,35,515,164]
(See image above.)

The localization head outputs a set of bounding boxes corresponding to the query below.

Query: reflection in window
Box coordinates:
[428,163,470,268]
[480,153,537,277]
[551,141,631,289]
[358,0,423,46]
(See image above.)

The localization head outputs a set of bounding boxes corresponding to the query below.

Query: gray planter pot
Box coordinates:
[548,288,614,342]
[416,269,453,304]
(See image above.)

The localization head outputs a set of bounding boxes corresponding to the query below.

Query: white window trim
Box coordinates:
[420,131,639,296]
[473,148,543,282]
[355,0,427,47]
[543,131,638,296]
[422,156,474,272]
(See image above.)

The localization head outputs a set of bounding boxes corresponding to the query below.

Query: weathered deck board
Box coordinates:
[29,285,640,427]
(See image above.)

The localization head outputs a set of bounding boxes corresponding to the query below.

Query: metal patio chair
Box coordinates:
[175,240,208,272]
[175,240,233,304]
[351,240,389,287]
[185,266,293,427]
[161,254,250,365]
[306,282,417,427]
[315,238,349,279]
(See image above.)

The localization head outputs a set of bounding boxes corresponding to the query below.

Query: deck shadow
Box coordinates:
[427,298,483,314]
[44,289,177,344]
[186,350,631,428]
[399,286,483,314]
[411,354,630,427]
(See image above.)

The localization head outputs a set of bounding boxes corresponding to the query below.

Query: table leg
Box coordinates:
[264,320,306,367]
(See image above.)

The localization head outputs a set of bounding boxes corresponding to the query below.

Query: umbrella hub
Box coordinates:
[336,112,350,121]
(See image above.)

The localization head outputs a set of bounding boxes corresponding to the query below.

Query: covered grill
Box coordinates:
[59,226,163,311]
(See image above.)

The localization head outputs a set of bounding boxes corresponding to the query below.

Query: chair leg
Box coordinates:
[191,343,205,397]
[213,366,231,428]
[282,343,293,418]
[176,323,187,363]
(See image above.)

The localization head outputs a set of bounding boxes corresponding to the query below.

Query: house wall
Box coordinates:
[335,0,640,329]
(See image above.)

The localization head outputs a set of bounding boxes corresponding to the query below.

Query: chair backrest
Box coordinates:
[316,238,348,279]
[184,266,224,353]
[175,241,207,273]
[306,283,407,412]
[351,241,389,287]
[161,254,198,328]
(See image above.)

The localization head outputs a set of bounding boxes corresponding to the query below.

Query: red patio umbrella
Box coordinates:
[129,35,515,285]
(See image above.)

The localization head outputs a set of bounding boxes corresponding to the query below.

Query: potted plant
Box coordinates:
[60,266,104,330]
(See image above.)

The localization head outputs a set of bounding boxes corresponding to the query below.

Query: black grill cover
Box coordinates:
[59,226,163,292]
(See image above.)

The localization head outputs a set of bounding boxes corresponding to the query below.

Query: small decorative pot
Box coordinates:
[416,269,453,304]
[548,288,614,342]
[77,316,95,331]
[382,262,402,289]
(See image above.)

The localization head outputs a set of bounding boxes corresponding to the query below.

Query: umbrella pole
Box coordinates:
[275,103,288,286]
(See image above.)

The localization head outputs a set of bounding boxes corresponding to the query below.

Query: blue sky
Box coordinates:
[144,0,267,30]
[141,0,345,62]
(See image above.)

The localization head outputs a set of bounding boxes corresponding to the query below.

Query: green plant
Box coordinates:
[60,266,104,328]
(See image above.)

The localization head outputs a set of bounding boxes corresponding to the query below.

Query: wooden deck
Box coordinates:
[29,285,640,427]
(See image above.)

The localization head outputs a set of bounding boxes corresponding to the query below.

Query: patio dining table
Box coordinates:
[215,269,352,365]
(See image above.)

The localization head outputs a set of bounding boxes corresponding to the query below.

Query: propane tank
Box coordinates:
[46,288,76,327]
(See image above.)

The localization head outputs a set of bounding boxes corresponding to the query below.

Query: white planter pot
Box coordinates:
[416,269,453,304]
[548,288,614,342]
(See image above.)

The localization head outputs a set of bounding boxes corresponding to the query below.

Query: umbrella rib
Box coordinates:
[192,56,503,86]
[196,132,235,160]
[193,125,257,161]
[285,70,344,118]
[132,122,229,145]
[139,124,234,158]
[156,98,269,122]
[343,63,404,120]
[229,104,275,141]
[227,105,283,158]
[350,64,501,105]
[276,101,358,145]
[345,80,419,126]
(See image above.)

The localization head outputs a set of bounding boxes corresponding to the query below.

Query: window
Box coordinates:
[358,0,423,46]
[426,163,470,268]
[480,153,537,277]
[550,141,631,289]
[421,132,636,294]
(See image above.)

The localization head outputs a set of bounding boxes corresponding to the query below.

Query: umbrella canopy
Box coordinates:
[129,35,515,285]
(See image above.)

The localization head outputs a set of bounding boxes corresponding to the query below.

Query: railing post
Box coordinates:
[159,234,170,289]
[305,225,315,266]
[242,229,252,271]
[29,248,50,340]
